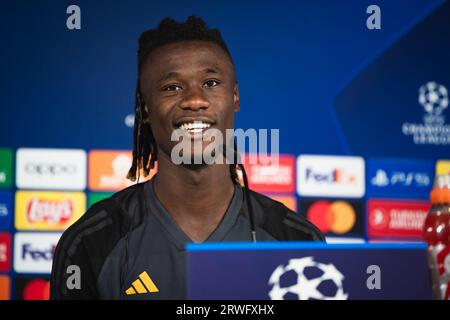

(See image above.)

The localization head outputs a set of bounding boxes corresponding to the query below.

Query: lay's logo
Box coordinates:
[15,191,85,231]
[27,198,73,225]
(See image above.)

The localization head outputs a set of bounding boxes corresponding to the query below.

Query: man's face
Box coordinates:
[139,40,240,164]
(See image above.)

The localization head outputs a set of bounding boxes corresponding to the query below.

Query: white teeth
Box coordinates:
[179,121,211,131]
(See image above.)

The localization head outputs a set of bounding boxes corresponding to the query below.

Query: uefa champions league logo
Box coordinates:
[268,257,348,300]
[419,81,448,125]
[402,81,450,145]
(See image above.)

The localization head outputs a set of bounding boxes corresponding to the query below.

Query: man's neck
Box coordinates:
[152,153,236,242]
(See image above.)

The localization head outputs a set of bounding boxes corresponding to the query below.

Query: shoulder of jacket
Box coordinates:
[249,190,326,242]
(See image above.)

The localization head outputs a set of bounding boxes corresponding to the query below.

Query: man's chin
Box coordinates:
[182,150,217,166]
[181,162,209,171]
[174,150,224,167]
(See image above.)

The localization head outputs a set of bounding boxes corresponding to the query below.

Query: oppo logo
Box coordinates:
[16,148,87,190]
[25,163,77,176]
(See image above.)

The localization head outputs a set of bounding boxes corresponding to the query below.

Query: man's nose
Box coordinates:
[179,87,210,111]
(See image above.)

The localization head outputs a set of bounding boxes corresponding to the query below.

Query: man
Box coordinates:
[50,16,324,300]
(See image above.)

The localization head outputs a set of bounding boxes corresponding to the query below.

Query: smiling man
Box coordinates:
[50,16,324,300]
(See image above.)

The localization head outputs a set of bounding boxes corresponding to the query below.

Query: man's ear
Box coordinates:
[143,104,151,124]
[137,92,151,124]
[233,82,240,112]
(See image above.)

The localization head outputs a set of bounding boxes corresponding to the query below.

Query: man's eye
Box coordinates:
[162,84,182,92]
[203,79,220,88]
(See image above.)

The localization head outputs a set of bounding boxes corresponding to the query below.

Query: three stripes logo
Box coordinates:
[125,271,159,295]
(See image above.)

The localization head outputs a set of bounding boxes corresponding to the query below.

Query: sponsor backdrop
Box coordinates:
[1,0,450,299]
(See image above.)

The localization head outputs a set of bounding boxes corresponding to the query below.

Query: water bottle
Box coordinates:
[423,174,450,300]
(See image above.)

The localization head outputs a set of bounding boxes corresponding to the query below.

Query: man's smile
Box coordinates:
[179,121,211,133]
[174,117,216,134]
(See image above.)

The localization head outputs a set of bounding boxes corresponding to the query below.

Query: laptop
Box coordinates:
[186,242,431,300]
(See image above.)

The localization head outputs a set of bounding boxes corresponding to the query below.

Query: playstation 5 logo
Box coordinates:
[367,159,434,199]
[371,169,430,188]
[371,170,389,187]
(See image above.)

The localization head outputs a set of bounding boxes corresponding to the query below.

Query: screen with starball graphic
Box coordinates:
[1,0,450,309]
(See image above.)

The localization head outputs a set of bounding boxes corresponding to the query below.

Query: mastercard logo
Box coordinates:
[306,200,356,234]
[22,279,50,300]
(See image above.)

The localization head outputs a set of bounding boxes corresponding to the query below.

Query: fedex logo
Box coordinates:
[21,244,55,261]
[297,155,365,198]
[367,159,434,199]
[305,168,356,184]
[14,232,61,274]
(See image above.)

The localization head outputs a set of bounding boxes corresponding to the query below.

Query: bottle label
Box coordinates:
[429,245,450,300]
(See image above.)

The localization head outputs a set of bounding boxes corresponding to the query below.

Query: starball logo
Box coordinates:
[402,82,450,145]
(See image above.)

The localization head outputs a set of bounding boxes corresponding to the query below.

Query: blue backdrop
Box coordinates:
[1,0,449,159]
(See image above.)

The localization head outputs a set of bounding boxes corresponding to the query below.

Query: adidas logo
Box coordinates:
[125,271,159,295]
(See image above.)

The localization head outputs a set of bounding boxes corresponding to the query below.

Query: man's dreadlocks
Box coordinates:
[127,15,240,184]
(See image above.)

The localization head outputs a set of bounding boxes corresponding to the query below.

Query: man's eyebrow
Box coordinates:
[203,66,222,74]
[158,71,180,83]
[157,66,223,82]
